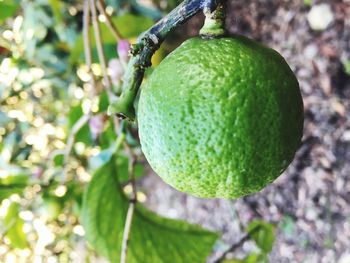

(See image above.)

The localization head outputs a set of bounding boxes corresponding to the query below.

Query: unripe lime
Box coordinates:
[137,35,303,199]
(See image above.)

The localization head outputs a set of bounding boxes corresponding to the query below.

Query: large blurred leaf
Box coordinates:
[4,202,28,249]
[0,0,20,24]
[70,14,154,63]
[0,174,28,202]
[246,220,275,253]
[82,156,218,263]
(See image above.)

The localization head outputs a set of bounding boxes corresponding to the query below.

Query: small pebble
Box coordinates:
[307,4,334,31]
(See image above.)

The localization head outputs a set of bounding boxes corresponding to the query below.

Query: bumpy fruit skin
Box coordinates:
[137,35,303,199]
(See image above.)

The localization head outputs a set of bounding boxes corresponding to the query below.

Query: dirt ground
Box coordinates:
[140,0,350,262]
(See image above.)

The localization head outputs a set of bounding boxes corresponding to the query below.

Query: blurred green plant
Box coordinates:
[303,0,312,7]
[0,1,20,25]
[343,59,350,76]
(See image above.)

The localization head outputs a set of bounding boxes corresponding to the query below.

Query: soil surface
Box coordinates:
[140,1,350,262]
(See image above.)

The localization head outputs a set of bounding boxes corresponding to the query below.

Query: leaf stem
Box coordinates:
[120,202,135,263]
[120,133,137,263]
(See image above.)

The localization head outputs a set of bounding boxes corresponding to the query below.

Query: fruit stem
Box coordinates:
[199,0,226,37]
[109,0,223,120]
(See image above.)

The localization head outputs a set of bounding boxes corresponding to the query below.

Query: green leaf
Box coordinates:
[4,202,28,249]
[82,156,218,263]
[70,14,154,64]
[0,0,20,24]
[0,174,28,202]
[222,260,244,263]
[221,253,268,263]
[222,253,267,263]
[342,60,350,76]
[304,0,312,7]
[246,220,275,253]
[245,253,267,263]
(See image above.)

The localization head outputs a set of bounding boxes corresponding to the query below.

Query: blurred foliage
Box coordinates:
[0,0,277,262]
[70,14,154,63]
[343,59,350,76]
[4,202,28,249]
[0,0,20,24]
[303,0,312,7]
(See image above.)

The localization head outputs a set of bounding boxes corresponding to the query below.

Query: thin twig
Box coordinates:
[212,234,250,263]
[119,130,137,263]
[212,226,261,263]
[120,139,137,263]
[89,0,114,100]
[120,201,135,263]
[83,0,98,100]
[83,0,93,79]
[96,0,123,41]
[63,114,90,163]
[90,0,121,135]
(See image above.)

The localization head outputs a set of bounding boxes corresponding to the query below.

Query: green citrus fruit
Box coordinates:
[137,35,303,199]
